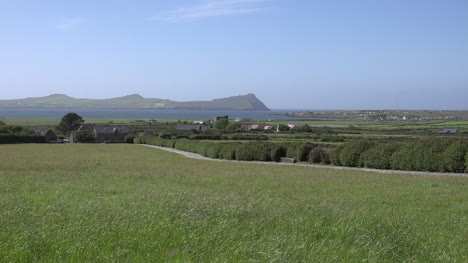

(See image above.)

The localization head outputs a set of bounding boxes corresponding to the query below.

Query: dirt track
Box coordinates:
[139,144,468,177]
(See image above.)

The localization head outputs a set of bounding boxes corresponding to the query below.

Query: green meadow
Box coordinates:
[0,144,467,262]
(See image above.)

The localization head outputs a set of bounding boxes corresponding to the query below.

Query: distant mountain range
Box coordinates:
[0,94,270,111]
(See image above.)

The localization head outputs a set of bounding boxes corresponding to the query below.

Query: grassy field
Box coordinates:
[0,144,467,262]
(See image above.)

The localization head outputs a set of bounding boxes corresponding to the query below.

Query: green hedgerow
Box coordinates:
[466,151,468,173]
[219,144,239,160]
[270,144,287,162]
[235,143,257,161]
[339,141,377,168]
[442,142,467,173]
[330,145,345,166]
[206,143,224,159]
[362,143,402,170]
[286,143,317,162]
[308,147,331,164]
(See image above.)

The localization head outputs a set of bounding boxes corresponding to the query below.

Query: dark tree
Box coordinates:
[0,120,5,126]
[213,119,229,129]
[76,130,95,143]
[226,122,242,131]
[299,124,312,133]
[0,125,26,134]
[57,113,84,135]
[277,124,290,132]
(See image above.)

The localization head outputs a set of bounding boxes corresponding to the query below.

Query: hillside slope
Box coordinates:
[0,93,270,111]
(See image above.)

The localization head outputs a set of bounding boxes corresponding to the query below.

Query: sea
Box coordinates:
[0,108,310,121]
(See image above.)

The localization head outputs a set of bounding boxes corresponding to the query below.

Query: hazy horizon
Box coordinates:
[1,0,467,110]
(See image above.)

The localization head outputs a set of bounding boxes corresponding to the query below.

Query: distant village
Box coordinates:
[22,115,312,144]
[284,110,468,121]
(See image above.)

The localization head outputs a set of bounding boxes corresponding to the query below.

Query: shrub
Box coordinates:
[425,139,453,172]
[391,139,455,172]
[226,122,242,131]
[298,124,312,133]
[56,113,84,135]
[466,151,468,173]
[254,143,272,162]
[213,119,229,129]
[125,135,135,143]
[159,132,172,139]
[175,139,196,152]
[277,124,290,132]
[308,147,331,164]
[133,136,142,144]
[206,143,224,159]
[391,143,417,171]
[219,144,239,160]
[441,142,467,173]
[411,139,452,172]
[286,143,316,162]
[235,143,257,161]
[362,143,401,170]
[162,139,176,148]
[330,145,344,166]
[339,141,377,167]
[0,125,23,134]
[147,137,164,146]
[197,143,210,156]
[270,144,287,162]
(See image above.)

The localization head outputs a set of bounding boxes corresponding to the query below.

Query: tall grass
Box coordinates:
[0,144,466,262]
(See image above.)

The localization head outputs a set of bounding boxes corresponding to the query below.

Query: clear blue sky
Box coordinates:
[1,0,467,109]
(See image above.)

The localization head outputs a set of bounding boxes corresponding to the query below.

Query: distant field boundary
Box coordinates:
[139,144,468,177]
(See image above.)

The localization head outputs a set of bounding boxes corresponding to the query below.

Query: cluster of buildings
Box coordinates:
[30,124,130,143]
[362,114,460,121]
[244,123,299,131]
[174,123,300,132]
[70,124,129,143]
[285,110,466,122]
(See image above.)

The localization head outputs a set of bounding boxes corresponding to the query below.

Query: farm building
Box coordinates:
[30,128,57,142]
[235,118,252,122]
[213,115,228,121]
[94,126,129,143]
[246,124,263,131]
[176,124,209,132]
[438,128,458,135]
[71,124,129,143]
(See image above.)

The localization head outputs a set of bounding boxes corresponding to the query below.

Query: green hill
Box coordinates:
[0,93,270,111]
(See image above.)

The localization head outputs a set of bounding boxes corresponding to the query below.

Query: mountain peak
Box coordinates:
[47,94,70,98]
[125,94,144,99]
